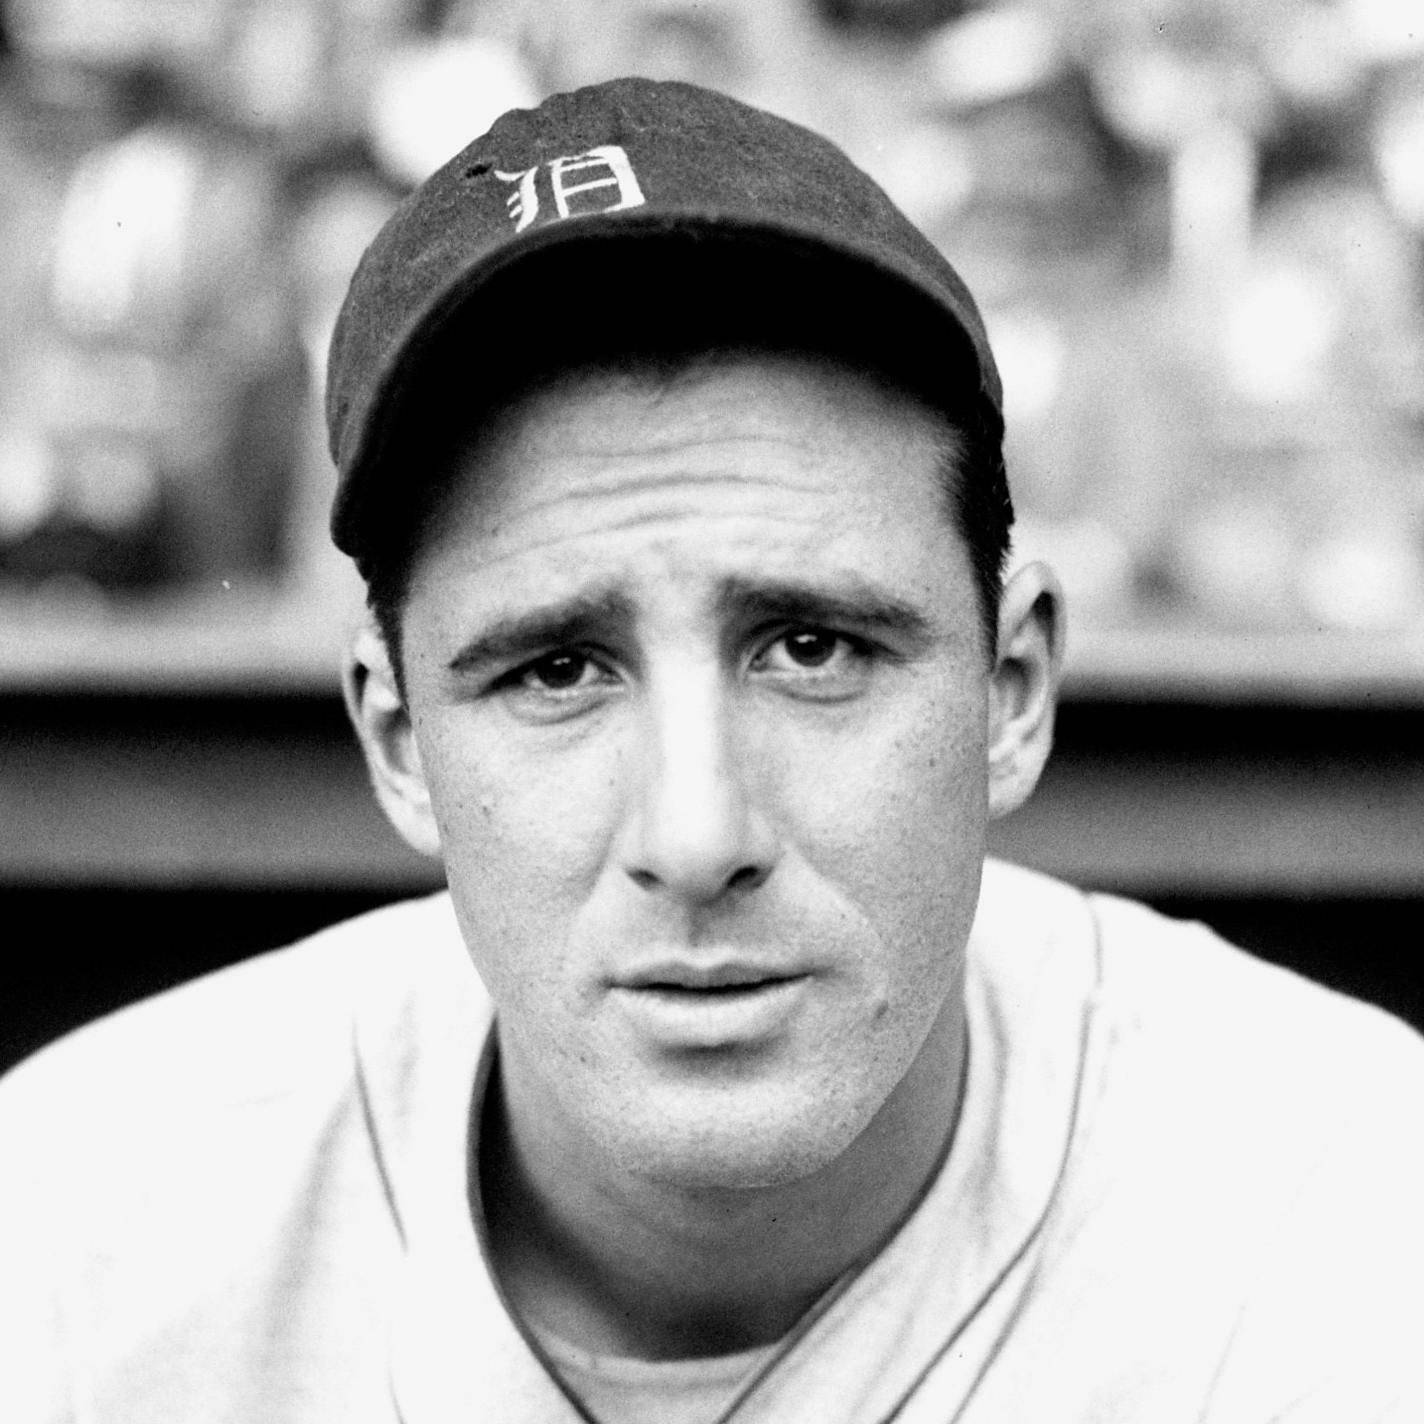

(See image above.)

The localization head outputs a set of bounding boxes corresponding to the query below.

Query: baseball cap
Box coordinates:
[326,76,1003,568]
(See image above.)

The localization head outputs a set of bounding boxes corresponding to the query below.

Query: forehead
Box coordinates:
[423,350,957,558]
[397,352,988,678]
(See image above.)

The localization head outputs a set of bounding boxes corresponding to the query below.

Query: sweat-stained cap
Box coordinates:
[326,76,1003,568]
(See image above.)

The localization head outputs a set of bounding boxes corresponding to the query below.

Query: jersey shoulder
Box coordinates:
[1088,882,1424,1077]
[977,857,1424,1135]
[0,891,460,1152]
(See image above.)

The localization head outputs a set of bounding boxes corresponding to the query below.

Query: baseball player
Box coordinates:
[3,78,1422,1423]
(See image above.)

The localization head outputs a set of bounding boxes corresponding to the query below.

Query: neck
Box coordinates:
[476,996,967,1361]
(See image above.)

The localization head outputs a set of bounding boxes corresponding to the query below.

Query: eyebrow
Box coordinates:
[444,573,938,677]
[446,589,635,676]
[716,575,936,650]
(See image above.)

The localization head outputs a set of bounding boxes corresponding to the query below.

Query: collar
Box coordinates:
[348,894,580,1422]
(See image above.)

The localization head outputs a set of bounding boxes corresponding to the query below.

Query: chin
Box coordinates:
[609,1084,874,1193]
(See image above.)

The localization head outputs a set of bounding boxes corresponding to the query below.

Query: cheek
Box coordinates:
[411,711,619,993]
[417,707,611,855]
[779,687,989,995]
[788,685,988,874]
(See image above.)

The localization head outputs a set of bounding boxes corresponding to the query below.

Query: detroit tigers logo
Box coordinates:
[494,145,647,233]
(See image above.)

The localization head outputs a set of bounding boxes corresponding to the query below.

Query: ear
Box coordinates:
[342,617,443,859]
[987,561,1064,821]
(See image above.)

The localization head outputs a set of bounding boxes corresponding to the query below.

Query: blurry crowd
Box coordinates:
[1,0,1421,633]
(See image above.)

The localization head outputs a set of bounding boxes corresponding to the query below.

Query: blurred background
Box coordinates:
[2,0,1421,1068]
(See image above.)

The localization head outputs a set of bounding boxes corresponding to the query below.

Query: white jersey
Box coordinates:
[3,861,1422,1422]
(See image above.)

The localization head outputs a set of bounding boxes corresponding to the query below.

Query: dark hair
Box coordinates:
[356,237,1013,696]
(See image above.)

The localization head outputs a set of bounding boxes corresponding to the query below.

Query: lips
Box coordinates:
[616,959,805,991]
[609,962,811,1047]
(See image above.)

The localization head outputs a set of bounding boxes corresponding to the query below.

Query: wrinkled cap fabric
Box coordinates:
[326,75,1002,566]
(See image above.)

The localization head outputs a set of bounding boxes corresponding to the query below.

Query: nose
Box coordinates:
[620,671,779,904]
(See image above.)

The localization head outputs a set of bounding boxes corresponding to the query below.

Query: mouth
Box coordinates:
[616,960,806,992]
[609,962,811,1047]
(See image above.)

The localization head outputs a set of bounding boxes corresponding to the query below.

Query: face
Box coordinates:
[385,356,1007,1191]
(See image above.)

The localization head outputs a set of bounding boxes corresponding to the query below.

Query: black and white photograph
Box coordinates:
[2,2,1422,1420]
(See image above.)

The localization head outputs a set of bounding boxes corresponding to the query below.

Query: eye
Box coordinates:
[492,648,619,720]
[519,650,601,693]
[776,629,841,668]
[751,626,875,696]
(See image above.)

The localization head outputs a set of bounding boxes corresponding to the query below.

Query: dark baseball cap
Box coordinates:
[326,75,1002,568]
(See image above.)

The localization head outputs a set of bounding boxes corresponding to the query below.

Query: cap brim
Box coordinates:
[332,207,998,565]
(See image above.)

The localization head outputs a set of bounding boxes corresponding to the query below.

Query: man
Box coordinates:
[3,78,1422,1423]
